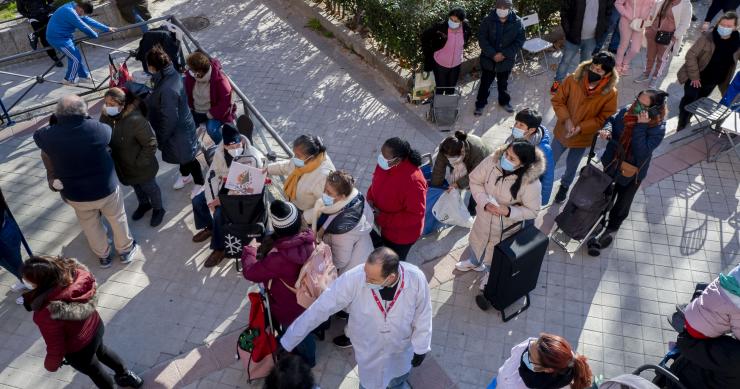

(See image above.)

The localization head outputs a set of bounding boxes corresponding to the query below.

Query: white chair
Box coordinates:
[519,13,553,76]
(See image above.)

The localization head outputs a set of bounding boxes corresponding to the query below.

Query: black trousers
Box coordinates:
[704,0,740,22]
[179,159,205,185]
[30,14,60,62]
[606,180,640,231]
[475,69,511,109]
[433,63,461,95]
[678,81,718,129]
[65,323,127,389]
[467,195,477,217]
[370,230,414,261]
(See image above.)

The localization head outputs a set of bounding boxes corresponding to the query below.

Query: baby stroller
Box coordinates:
[550,133,623,254]
[428,87,461,126]
[600,362,686,389]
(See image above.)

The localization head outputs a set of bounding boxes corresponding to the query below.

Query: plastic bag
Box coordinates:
[411,72,435,102]
[432,189,473,228]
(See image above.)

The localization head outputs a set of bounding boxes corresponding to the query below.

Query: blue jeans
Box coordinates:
[192,111,224,145]
[594,13,621,54]
[191,192,225,250]
[555,38,596,82]
[0,211,23,280]
[52,40,89,81]
[359,372,410,389]
[469,248,487,267]
[551,137,587,189]
[132,9,149,33]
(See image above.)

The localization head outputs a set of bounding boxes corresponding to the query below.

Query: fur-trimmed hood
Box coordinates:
[490,143,546,184]
[572,61,619,96]
[27,259,98,321]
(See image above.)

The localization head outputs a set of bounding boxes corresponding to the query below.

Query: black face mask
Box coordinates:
[587,70,602,83]
[518,350,573,389]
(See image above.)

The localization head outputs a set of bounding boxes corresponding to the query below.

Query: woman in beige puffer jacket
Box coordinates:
[455,140,545,273]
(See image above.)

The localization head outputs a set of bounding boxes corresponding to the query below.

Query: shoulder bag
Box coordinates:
[654,1,674,45]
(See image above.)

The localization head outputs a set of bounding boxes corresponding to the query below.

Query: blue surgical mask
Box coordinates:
[292,157,305,167]
[511,127,526,139]
[448,19,461,29]
[500,155,517,171]
[522,350,536,371]
[377,154,396,170]
[718,26,734,37]
[322,193,335,206]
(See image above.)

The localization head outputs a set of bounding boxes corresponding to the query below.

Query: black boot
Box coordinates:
[132,203,152,221]
[115,370,143,388]
[554,185,569,204]
[150,208,166,227]
[597,229,617,249]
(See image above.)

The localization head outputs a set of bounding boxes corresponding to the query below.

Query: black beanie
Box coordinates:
[222,123,241,145]
[270,200,301,238]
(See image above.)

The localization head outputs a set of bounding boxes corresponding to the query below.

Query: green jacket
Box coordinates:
[100,106,158,185]
[431,134,493,189]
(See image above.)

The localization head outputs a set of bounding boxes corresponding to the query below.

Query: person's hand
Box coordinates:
[566,125,581,138]
[411,353,426,367]
[484,203,509,216]
[108,27,117,33]
[446,182,458,192]
[599,129,612,140]
[564,118,574,133]
[637,111,650,124]
[207,198,220,211]
[276,343,290,360]
[493,53,505,62]
[690,79,701,88]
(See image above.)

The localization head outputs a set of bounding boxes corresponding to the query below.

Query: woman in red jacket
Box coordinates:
[241,200,317,366]
[184,51,235,145]
[21,256,142,389]
[367,137,427,260]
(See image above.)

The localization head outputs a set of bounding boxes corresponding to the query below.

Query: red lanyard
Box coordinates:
[371,267,405,320]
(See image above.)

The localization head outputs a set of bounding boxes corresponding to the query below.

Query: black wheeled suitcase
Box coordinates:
[475,221,548,322]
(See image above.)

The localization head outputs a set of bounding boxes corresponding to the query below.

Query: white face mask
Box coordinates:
[367,276,389,291]
[227,147,243,157]
[496,8,510,18]
[104,105,121,116]
[447,155,463,164]
[22,278,36,290]
[448,19,461,29]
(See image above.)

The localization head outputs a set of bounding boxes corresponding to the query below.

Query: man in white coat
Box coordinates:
[280,247,433,389]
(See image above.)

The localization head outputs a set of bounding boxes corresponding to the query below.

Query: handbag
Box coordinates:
[619,161,639,178]
[653,1,674,45]
[629,0,652,31]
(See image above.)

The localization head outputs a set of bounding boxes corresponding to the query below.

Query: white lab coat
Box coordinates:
[280,262,433,389]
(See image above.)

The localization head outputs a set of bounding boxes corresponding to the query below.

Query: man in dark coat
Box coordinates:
[474,0,525,115]
[16,0,62,65]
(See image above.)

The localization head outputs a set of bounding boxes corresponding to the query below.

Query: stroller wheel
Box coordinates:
[475,294,491,311]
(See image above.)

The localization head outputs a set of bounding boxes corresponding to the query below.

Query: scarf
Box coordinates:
[583,74,610,97]
[719,271,740,298]
[310,188,360,240]
[283,152,326,202]
[620,103,663,159]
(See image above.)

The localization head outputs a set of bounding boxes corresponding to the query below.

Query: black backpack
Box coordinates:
[135,27,185,72]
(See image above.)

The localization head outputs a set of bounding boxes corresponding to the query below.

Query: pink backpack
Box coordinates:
[282,242,337,308]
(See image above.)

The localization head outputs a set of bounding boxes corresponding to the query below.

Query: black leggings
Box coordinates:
[705,0,740,22]
[65,323,127,389]
[179,159,205,185]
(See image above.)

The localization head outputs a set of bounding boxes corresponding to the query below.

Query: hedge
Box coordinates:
[322,0,560,69]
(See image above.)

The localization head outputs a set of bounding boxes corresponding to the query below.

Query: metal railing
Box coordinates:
[0,14,293,159]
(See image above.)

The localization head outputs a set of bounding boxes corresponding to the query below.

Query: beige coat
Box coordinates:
[468,145,545,265]
[267,155,335,218]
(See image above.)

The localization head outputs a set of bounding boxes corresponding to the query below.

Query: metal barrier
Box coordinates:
[0,15,293,159]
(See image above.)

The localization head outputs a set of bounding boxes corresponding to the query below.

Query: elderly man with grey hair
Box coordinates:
[280,247,432,389]
[34,95,138,268]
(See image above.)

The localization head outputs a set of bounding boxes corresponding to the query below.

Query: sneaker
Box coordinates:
[596,231,615,249]
[99,253,113,269]
[10,281,28,293]
[28,33,39,50]
[634,73,651,83]
[192,229,212,243]
[115,370,144,388]
[16,296,24,305]
[554,185,569,204]
[62,79,78,86]
[333,335,352,348]
[77,77,93,85]
[190,185,203,199]
[150,208,166,227]
[204,250,226,268]
[648,78,659,89]
[131,203,152,221]
[474,107,483,116]
[455,259,486,272]
[120,242,139,264]
[173,175,192,190]
[500,103,515,113]
[550,81,560,95]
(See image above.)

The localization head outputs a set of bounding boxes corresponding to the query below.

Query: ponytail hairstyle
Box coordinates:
[439,130,468,157]
[383,137,422,167]
[535,333,593,389]
[501,140,536,199]
[293,134,327,158]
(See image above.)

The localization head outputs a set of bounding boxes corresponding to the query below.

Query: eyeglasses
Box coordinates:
[523,341,547,371]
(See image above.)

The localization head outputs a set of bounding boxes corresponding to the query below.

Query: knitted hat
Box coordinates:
[496,0,513,8]
[222,123,241,145]
[270,200,301,237]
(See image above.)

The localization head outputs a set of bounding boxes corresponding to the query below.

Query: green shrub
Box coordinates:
[323,0,560,68]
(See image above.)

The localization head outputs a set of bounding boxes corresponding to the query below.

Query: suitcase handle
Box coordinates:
[499,216,525,242]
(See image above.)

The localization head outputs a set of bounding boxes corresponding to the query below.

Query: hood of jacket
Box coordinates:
[273,230,316,265]
[490,143,546,184]
[572,61,619,96]
[27,260,98,321]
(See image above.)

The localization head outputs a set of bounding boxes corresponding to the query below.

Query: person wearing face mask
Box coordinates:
[184,51,236,145]
[676,12,740,131]
[191,124,264,267]
[279,247,432,389]
[506,109,555,205]
[100,87,164,227]
[456,140,543,274]
[474,0,526,115]
[431,130,493,216]
[492,333,593,389]
[367,137,427,261]
[701,0,740,33]
[0,187,29,305]
[144,46,203,195]
[267,135,335,223]
[421,7,472,95]
[550,51,618,204]
[242,200,317,367]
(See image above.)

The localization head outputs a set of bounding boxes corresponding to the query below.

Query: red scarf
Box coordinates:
[583,74,610,97]
[620,103,663,159]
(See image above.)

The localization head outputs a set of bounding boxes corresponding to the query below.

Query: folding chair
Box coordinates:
[675,94,740,160]
[519,13,553,76]
[716,111,740,161]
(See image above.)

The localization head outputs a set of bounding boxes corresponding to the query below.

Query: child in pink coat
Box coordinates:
[614,0,658,74]
[683,264,740,339]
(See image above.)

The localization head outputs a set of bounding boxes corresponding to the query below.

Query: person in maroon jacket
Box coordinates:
[241,200,317,366]
[184,51,236,145]
[21,256,142,389]
[367,137,427,261]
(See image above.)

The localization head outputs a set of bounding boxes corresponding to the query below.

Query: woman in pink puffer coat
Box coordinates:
[614,0,659,74]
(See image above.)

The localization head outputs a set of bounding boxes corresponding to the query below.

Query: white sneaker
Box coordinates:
[633,73,651,83]
[62,79,78,86]
[190,185,203,199]
[455,259,486,272]
[479,271,489,290]
[648,79,659,89]
[15,296,24,305]
[78,77,93,84]
[173,175,192,190]
[10,281,28,292]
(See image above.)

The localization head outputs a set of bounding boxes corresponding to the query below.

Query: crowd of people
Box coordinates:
[2,1,740,388]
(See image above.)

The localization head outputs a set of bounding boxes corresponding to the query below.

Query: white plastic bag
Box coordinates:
[432,189,474,228]
[411,71,435,102]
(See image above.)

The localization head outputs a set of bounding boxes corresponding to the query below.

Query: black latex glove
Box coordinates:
[275,342,289,360]
[411,353,426,367]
